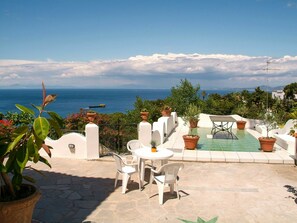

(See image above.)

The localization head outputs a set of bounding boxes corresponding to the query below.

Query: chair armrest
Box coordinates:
[146,164,164,174]
[123,155,138,166]
[146,164,160,173]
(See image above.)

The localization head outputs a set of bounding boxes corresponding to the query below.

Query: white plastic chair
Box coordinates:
[112,153,140,194]
[127,139,143,154]
[126,139,144,163]
[149,162,184,204]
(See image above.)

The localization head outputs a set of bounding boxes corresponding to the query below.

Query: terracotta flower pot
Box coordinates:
[0,184,41,223]
[140,111,149,122]
[189,120,199,128]
[87,112,96,123]
[161,107,171,117]
[183,135,200,150]
[259,137,276,152]
[236,120,246,130]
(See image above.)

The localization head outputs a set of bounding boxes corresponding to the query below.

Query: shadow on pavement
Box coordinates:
[26,169,115,223]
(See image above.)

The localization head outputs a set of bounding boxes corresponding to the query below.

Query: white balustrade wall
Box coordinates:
[138,121,152,147]
[43,123,99,159]
[138,112,178,146]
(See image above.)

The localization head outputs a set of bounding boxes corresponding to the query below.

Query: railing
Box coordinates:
[98,120,138,156]
[52,119,138,157]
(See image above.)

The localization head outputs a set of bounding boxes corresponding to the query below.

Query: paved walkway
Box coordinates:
[31,158,297,223]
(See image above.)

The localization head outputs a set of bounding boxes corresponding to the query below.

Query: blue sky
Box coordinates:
[0,0,297,89]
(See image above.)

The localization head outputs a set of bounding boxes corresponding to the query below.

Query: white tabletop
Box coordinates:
[134,147,174,160]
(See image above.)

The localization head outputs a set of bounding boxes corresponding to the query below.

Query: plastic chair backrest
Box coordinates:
[127,140,143,153]
[284,119,296,133]
[112,153,124,173]
[160,163,184,184]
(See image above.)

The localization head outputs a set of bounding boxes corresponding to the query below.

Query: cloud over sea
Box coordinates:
[0,53,296,89]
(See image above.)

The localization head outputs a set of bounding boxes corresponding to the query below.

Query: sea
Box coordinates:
[0,89,233,118]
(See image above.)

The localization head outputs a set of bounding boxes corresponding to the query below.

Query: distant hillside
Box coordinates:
[202,85,285,93]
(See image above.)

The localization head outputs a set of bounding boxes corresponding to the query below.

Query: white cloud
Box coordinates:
[287,1,297,8]
[0,53,296,89]
[2,73,21,80]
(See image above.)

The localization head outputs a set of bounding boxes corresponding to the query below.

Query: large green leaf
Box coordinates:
[33,152,40,163]
[47,111,64,126]
[27,136,35,157]
[7,133,26,152]
[13,158,22,174]
[48,118,63,138]
[16,145,29,170]
[16,104,35,115]
[206,217,218,223]
[31,103,42,112]
[39,156,51,168]
[178,217,218,223]
[197,217,218,223]
[177,219,195,223]
[5,152,16,172]
[33,117,50,140]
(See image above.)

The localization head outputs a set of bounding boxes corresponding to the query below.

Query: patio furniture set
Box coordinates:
[112,140,183,205]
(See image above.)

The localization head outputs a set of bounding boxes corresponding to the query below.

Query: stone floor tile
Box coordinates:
[210,151,225,162]
[182,149,197,161]
[264,152,285,164]
[250,152,269,163]
[237,152,254,162]
[197,150,211,162]
[224,151,239,162]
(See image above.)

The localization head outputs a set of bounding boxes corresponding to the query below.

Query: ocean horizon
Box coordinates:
[0,88,234,117]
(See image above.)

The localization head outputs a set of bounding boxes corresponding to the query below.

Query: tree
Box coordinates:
[284,82,297,100]
[165,79,201,115]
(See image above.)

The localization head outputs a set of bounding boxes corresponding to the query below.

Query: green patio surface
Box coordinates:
[197,127,260,152]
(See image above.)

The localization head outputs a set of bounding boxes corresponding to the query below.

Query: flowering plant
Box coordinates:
[0,83,63,201]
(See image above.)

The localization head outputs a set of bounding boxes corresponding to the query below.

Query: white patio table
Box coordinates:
[134,147,174,188]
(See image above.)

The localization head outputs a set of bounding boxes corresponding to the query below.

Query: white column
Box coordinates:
[86,123,99,159]
[138,121,152,147]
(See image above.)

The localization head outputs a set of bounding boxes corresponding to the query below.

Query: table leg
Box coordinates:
[138,158,145,189]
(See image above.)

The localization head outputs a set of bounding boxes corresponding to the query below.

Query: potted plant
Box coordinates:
[234,103,248,130]
[86,110,97,123]
[182,104,201,150]
[140,108,149,122]
[0,83,63,223]
[258,111,278,152]
[151,140,157,152]
[161,105,172,117]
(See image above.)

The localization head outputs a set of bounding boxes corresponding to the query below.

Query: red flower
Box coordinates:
[0,119,13,127]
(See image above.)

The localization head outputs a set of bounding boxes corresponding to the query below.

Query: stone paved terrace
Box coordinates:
[31,157,297,223]
[30,117,297,222]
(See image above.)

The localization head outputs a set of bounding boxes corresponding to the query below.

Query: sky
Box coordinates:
[0,0,297,90]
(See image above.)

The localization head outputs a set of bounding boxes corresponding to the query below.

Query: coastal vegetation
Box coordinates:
[1,79,296,154]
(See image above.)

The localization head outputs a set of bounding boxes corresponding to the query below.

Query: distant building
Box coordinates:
[272,90,285,100]
[272,90,297,100]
